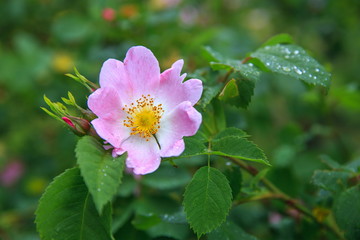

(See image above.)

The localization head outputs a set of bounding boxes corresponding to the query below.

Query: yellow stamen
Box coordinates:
[123,94,164,141]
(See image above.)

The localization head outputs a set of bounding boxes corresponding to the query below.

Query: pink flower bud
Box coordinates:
[102,8,116,22]
[62,117,75,128]
[72,117,90,132]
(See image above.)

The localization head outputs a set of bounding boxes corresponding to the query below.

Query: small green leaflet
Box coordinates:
[176,137,208,158]
[251,44,331,88]
[198,82,223,109]
[211,128,269,166]
[35,168,112,240]
[334,186,360,240]
[76,136,126,214]
[202,47,261,109]
[169,128,268,166]
[218,79,239,101]
[183,166,232,238]
[214,127,248,139]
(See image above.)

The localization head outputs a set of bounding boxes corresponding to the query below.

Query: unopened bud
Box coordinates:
[62,117,75,128]
[71,117,91,132]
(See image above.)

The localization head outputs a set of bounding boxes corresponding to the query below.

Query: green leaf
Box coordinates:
[251,44,331,88]
[202,46,224,62]
[224,166,242,199]
[233,77,255,108]
[211,62,259,108]
[198,82,223,109]
[35,168,112,240]
[76,136,126,213]
[208,220,258,240]
[174,137,208,158]
[204,46,261,83]
[334,186,360,240]
[132,214,162,230]
[223,60,262,82]
[141,165,191,190]
[183,166,232,238]
[261,33,294,47]
[211,61,261,83]
[311,170,351,193]
[214,127,248,140]
[211,136,269,165]
[219,79,239,101]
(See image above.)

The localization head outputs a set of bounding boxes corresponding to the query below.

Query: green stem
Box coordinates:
[227,157,345,240]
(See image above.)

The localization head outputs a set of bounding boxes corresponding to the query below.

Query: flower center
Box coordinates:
[123,94,164,141]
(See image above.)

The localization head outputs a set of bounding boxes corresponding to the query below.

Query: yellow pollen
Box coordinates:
[123,94,164,141]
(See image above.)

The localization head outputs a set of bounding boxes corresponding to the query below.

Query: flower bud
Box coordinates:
[62,117,75,128]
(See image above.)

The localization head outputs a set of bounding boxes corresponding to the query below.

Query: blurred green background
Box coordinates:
[0,0,359,239]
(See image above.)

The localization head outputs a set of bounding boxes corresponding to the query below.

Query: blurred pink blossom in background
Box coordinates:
[0,160,24,187]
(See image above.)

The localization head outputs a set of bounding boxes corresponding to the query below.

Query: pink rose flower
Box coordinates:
[88,46,202,175]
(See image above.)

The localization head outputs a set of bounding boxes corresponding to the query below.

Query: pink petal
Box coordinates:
[112,147,126,157]
[88,87,122,120]
[124,46,160,99]
[121,135,161,175]
[91,118,130,148]
[157,101,202,157]
[157,60,202,110]
[160,139,185,157]
[99,59,132,103]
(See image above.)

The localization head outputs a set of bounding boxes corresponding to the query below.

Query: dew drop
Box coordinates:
[265,46,270,50]
[285,55,290,59]
[266,62,270,66]
[309,74,312,78]
[314,76,317,80]
[104,173,107,177]
[282,66,291,72]
[294,50,299,55]
[315,68,320,72]
[97,188,101,192]
[294,68,302,75]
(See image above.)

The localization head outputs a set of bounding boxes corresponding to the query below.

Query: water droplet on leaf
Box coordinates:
[282,66,291,72]
[294,68,302,75]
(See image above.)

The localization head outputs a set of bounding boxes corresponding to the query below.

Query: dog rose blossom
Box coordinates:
[88,46,202,175]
